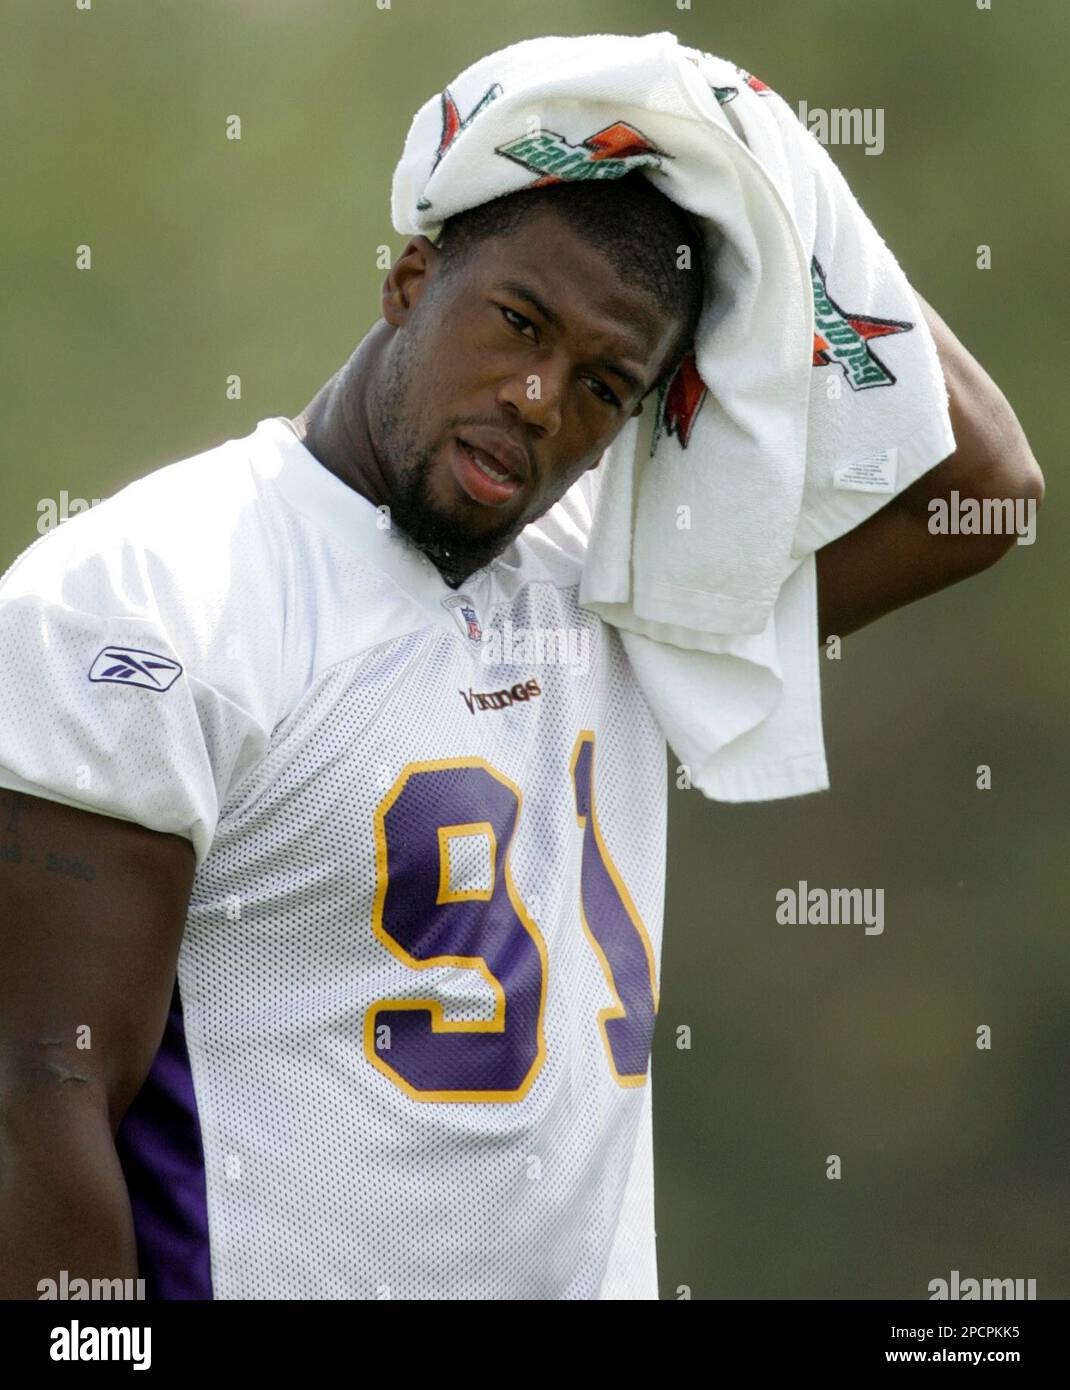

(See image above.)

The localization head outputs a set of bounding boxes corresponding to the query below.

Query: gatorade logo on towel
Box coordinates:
[811,257,914,390]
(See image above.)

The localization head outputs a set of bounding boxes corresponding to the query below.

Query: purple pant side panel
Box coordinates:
[115,979,213,1299]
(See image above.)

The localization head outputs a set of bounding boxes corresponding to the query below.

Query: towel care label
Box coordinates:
[833,447,898,493]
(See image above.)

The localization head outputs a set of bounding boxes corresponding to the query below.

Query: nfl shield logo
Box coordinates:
[441,592,483,644]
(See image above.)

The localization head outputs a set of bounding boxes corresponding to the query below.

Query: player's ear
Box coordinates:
[382,235,438,328]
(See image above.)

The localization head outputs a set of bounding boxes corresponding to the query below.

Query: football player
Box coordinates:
[0,172,1041,1299]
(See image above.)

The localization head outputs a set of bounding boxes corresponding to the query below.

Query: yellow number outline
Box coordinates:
[570,730,660,1088]
[364,757,549,1103]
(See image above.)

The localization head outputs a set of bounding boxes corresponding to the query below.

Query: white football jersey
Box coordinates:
[0,417,667,1300]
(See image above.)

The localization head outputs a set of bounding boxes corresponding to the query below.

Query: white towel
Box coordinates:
[391,30,956,800]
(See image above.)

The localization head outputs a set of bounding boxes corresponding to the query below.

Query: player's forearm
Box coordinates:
[0,1094,139,1299]
[814,494,1021,643]
[815,318,1043,644]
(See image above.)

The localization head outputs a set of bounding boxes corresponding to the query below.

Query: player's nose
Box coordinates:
[497,359,565,438]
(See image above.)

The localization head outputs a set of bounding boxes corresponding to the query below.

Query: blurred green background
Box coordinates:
[2,0,1066,1299]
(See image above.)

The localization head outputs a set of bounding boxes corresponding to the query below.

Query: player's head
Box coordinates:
[371,172,706,584]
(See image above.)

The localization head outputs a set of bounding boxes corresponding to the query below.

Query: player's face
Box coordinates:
[375,209,687,583]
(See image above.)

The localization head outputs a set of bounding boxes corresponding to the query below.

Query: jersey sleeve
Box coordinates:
[0,463,287,868]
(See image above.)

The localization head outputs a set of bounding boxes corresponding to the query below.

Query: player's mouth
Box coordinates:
[451,434,528,507]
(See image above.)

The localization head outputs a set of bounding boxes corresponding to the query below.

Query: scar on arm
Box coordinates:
[36,1039,90,1085]
[44,1061,91,1085]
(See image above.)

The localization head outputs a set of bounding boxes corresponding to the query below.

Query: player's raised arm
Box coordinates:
[0,792,196,1299]
[815,290,1043,643]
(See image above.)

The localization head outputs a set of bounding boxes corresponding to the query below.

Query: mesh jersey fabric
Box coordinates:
[0,418,667,1300]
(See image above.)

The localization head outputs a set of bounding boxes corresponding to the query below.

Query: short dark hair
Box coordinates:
[432,171,706,395]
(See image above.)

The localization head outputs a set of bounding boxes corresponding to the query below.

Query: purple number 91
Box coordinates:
[364,734,658,1101]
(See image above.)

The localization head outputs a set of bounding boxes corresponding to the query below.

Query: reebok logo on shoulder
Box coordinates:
[88,646,183,691]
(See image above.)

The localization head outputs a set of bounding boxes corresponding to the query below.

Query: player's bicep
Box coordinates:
[0,791,196,1132]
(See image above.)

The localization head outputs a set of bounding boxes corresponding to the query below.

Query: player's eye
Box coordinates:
[499,305,620,408]
[499,305,537,339]
[584,377,621,409]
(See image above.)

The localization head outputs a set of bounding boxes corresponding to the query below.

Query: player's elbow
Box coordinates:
[984,391,1045,508]
[1016,452,1045,508]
